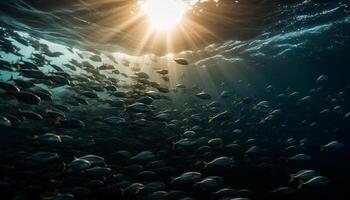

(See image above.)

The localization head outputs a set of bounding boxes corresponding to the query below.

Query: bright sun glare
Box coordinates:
[141,0,187,31]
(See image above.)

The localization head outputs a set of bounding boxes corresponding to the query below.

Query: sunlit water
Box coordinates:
[1,0,349,92]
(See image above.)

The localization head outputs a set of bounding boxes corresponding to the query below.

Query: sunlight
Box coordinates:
[141,0,187,31]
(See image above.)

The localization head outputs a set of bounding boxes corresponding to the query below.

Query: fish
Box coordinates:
[205,157,235,168]
[195,91,212,99]
[171,172,202,184]
[156,69,168,75]
[298,176,330,189]
[11,91,41,104]
[103,116,127,126]
[174,58,189,65]
[0,115,11,127]
[0,81,20,93]
[208,111,232,123]
[127,103,152,113]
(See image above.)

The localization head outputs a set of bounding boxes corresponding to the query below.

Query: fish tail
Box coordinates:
[120,188,125,197]
[62,162,67,172]
[289,174,295,183]
[7,75,14,82]
[203,161,208,169]
[52,117,62,126]
[5,91,15,97]
[320,146,325,151]
[202,105,209,111]
[298,180,305,189]
[170,177,175,184]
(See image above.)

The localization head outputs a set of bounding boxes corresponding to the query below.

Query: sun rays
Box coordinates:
[80,0,222,55]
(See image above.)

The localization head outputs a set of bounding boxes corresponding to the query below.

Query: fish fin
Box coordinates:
[320,146,325,151]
